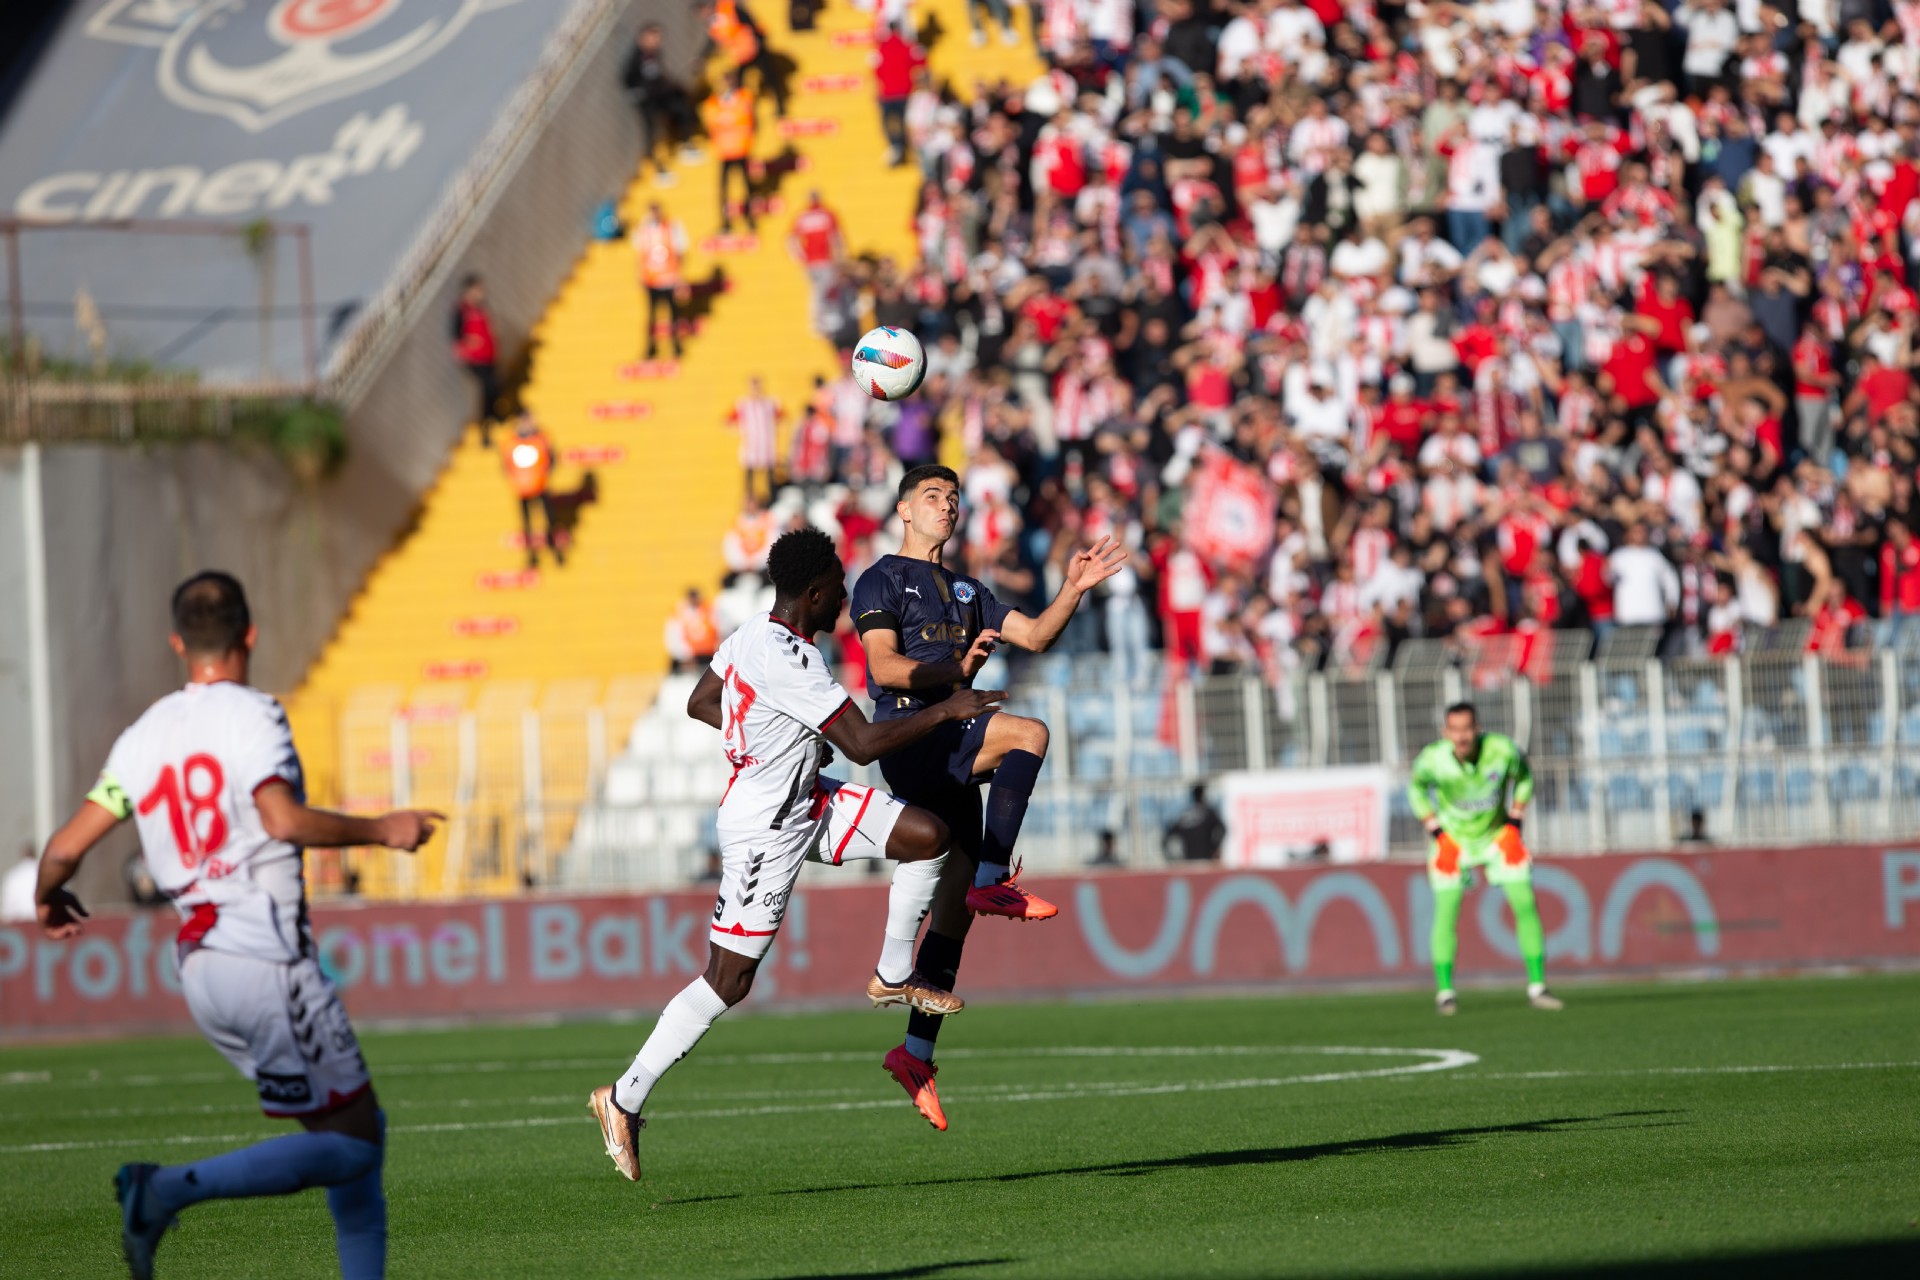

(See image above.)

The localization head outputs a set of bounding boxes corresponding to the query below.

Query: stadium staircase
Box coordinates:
[286,1,1042,898]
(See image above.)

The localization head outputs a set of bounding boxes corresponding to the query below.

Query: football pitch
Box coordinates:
[3,974,1918,1279]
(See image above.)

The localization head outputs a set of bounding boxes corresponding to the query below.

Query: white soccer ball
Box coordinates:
[850,325,927,401]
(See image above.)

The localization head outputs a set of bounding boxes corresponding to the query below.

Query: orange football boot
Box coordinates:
[964,859,1058,920]
[883,1044,948,1131]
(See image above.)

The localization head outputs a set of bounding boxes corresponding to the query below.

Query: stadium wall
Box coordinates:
[7,845,1920,1039]
[0,2,701,884]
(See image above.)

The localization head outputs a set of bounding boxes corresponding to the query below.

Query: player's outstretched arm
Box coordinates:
[823,687,1005,766]
[687,668,724,730]
[998,536,1129,653]
[34,800,120,939]
[255,781,443,852]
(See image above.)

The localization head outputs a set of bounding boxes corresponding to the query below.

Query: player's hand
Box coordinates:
[960,629,1000,678]
[379,809,446,852]
[816,740,836,769]
[941,688,1006,722]
[1431,830,1462,873]
[38,889,89,940]
[1066,536,1130,593]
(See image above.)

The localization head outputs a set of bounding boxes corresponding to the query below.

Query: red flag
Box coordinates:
[1186,449,1276,570]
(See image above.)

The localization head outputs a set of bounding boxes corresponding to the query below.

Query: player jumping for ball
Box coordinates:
[851,464,1127,1129]
[589,528,1003,1180]
[1408,701,1564,1015]
[33,573,443,1280]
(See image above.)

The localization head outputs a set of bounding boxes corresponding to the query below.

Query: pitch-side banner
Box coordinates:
[7,846,1920,1037]
[1216,767,1393,865]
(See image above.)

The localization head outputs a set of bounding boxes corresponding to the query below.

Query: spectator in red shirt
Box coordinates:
[1881,521,1920,647]
[451,273,500,446]
[1599,319,1666,422]
[1791,322,1839,465]
[787,190,843,332]
[872,23,924,167]
[1806,580,1867,658]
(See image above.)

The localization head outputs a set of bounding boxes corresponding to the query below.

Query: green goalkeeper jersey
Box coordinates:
[1407,733,1534,844]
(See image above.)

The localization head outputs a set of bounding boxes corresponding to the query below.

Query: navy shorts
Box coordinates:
[878,710,996,804]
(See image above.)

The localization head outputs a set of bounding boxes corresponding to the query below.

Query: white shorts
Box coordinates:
[710,777,908,959]
[181,949,372,1118]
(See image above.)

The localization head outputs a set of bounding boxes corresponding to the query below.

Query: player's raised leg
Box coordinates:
[865,802,967,1017]
[963,711,1056,919]
[884,790,981,1129]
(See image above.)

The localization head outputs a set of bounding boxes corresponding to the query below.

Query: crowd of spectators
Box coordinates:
[716,0,1920,692]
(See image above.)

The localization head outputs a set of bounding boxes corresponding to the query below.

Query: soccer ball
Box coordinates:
[850,325,927,401]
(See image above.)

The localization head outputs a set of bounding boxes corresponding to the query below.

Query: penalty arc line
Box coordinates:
[0,1047,1475,1155]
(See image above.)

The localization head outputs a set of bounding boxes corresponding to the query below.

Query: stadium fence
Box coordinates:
[311,632,1920,899]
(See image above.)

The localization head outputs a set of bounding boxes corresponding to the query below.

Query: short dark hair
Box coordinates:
[460,272,482,291]
[1445,701,1478,722]
[897,464,959,504]
[767,527,840,599]
[171,572,251,655]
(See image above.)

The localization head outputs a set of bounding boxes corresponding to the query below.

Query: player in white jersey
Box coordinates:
[588,528,1001,1181]
[32,573,441,1280]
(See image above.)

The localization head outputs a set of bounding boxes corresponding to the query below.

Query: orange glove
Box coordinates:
[1496,823,1529,866]
[1431,829,1461,875]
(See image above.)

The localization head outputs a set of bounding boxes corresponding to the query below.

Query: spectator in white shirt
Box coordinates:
[1608,523,1682,628]
[1679,0,1742,95]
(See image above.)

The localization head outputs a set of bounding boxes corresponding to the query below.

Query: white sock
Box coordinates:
[973,861,1011,889]
[1527,982,1547,998]
[878,936,915,985]
[904,1034,937,1063]
[1437,988,1456,1001]
[614,977,729,1113]
[879,857,942,983]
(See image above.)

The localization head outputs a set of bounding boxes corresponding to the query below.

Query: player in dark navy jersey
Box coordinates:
[852,463,1125,1129]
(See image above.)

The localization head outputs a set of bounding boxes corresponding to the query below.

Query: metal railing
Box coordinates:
[314,641,1920,899]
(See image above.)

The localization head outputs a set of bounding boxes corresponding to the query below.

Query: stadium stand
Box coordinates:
[286,0,1041,897]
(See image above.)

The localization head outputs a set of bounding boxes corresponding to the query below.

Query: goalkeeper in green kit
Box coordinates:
[1408,702,1564,1015]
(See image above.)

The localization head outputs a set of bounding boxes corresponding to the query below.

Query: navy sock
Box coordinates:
[904,930,965,1057]
[978,749,1043,880]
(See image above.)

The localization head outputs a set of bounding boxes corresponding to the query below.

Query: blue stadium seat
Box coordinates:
[1074,743,1115,780]
[1128,745,1181,777]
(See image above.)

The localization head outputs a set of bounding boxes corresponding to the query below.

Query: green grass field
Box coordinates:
[4,975,1919,1279]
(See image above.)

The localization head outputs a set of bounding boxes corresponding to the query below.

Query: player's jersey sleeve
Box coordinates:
[851,563,903,637]
[974,579,1013,634]
[762,637,855,731]
[86,730,137,821]
[233,697,304,802]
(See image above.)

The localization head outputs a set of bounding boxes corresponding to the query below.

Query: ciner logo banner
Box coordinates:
[86,0,520,133]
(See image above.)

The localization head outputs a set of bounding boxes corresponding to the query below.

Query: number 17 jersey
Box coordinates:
[88,681,311,963]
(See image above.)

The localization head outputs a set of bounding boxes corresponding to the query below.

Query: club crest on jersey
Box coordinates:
[87,0,521,133]
[953,581,976,604]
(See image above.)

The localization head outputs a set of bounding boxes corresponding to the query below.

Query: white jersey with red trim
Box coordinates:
[89,681,309,963]
[711,613,854,838]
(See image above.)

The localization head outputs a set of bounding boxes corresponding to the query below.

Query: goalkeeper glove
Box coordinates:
[1496,822,1529,866]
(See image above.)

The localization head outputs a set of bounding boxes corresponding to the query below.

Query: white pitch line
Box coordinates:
[1460,1060,1920,1081]
[31,1043,1470,1091]
[0,1047,1474,1155]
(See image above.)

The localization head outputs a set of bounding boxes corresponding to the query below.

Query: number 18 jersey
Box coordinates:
[88,681,310,963]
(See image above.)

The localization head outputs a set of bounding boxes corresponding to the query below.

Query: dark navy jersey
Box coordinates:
[850,554,1013,719]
